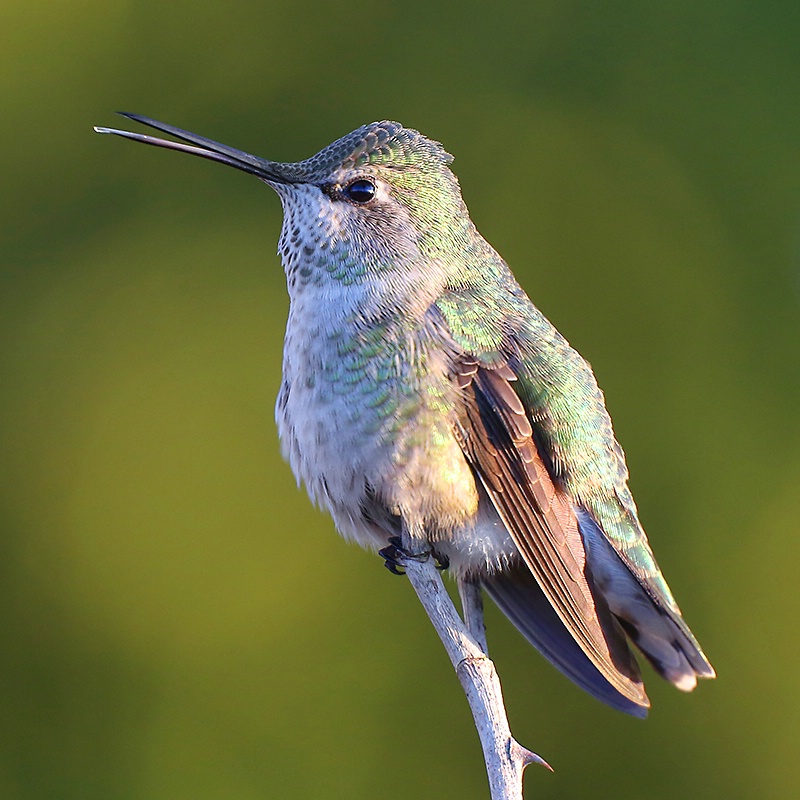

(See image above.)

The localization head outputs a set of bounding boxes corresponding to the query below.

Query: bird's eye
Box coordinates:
[344,178,376,204]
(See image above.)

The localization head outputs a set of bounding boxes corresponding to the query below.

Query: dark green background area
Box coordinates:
[2,2,798,798]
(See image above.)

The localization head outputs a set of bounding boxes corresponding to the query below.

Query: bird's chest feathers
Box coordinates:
[277,297,478,534]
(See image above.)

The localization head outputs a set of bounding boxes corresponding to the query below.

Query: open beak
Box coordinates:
[94,112,296,184]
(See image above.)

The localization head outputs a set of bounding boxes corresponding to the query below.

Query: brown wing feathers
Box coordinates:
[455,359,647,707]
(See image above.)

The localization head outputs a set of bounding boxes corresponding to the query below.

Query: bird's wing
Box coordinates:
[453,355,648,709]
[483,563,648,716]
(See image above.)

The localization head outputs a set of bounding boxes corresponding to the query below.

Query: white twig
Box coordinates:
[398,537,550,799]
[458,576,489,654]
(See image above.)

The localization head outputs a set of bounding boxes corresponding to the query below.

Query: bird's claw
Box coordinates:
[379,536,423,575]
[379,536,449,575]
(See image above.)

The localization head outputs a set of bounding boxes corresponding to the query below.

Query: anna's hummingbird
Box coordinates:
[96,114,714,716]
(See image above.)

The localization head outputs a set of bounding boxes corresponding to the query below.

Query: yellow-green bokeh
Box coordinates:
[2,2,799,798]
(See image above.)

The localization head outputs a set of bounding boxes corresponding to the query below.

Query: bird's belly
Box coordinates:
[276,327,517,573]
[436,499,520,577]
[277,390,521,577]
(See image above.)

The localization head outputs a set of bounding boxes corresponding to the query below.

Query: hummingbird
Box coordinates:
[95,114,714,716]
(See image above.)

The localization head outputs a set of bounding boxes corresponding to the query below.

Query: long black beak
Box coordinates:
[94,113,296,184]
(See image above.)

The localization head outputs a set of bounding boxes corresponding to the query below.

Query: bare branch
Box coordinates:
[458,577,489,654]
[398,539,551,799]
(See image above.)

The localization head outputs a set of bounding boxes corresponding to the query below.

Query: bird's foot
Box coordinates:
[379,537,449,574]
[379,536,426,575]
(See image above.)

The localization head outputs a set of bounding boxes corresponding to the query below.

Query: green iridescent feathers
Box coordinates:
[303,121,454,176]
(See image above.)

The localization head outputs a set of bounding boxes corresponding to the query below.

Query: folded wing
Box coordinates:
[454,356,649,713]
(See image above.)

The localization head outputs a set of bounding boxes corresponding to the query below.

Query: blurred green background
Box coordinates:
[1,1,798,798]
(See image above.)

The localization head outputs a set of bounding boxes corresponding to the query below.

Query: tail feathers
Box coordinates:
[483,567,650,717]
[665,609,716,680]
[575,507,715,693]
[620,607,716,693]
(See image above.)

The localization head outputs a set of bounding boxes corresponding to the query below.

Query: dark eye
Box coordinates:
[344,178,376,204]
